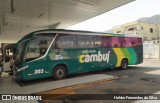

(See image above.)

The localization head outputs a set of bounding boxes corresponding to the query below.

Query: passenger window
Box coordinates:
[125,37,140,47]
[111,37,120,48]
[114,44,119,48]
[77,35,94,48]
[131,38,137,47]
[137,38,142,45]
[94,36,102,48]
[118,37,126,48]
[125,37,132,47]
[101,36,112,48]
[56,34,77,49]
[40,40,49,56]
[26,41,41,62]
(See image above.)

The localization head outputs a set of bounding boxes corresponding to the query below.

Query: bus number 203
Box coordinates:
[34,69,44,74]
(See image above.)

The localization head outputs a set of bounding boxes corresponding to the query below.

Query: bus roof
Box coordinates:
[17,29,142,44]
[34,29,142,37]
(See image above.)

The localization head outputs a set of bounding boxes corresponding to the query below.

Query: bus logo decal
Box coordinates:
[55,54,63,60]
[79,51,110,63]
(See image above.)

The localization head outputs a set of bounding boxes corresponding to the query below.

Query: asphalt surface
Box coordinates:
[43,60,160,103]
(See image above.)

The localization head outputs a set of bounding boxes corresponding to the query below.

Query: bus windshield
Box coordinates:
[15,40,29,66]
[25,33,56,62]
[15,33,56,65]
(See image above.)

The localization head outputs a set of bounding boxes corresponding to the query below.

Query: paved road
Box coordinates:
[45,61,160,103]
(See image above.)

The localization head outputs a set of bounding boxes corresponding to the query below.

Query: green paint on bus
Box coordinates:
[14,29,143,81]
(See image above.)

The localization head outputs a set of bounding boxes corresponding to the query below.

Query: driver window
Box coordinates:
[26,42,40,61]
[40,40,48,56]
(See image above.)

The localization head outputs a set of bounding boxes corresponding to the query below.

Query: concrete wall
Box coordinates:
[143,41,160,59]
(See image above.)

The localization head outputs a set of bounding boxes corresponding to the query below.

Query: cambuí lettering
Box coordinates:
[79,51,110,63]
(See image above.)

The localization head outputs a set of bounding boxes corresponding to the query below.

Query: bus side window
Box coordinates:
[40,40,48,56]
[77,35,94,48]
[100,36,112,48]
[131,37,138,47]
[94,36,102,48]
[118,37,126,48]
[111,36,120,48]
[56,34,77,49]
[125,37,132,47]
[26,41,41,62]
[131,41,136,47]
[137,38,142,45]
[125,37,139,47]
[114,44,119,48]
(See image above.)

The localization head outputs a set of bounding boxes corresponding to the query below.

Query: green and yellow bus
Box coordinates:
[15,29,143,81]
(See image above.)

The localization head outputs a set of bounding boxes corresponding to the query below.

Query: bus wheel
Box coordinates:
[53,65,67,80]
[120,59,128,69]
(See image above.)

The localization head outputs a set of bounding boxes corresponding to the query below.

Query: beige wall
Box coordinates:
[113,21,160,40]
[113,21,139,34]
[157,25,160,39]
[139,21,158,40]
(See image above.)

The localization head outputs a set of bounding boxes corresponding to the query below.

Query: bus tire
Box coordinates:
[120,59,128,69]
[53,65,67,80]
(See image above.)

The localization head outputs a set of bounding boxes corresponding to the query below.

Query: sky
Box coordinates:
[67,0,160,32]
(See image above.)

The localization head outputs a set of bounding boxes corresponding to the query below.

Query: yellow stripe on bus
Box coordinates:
[104,34,112,36]
[113,48,125,67]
